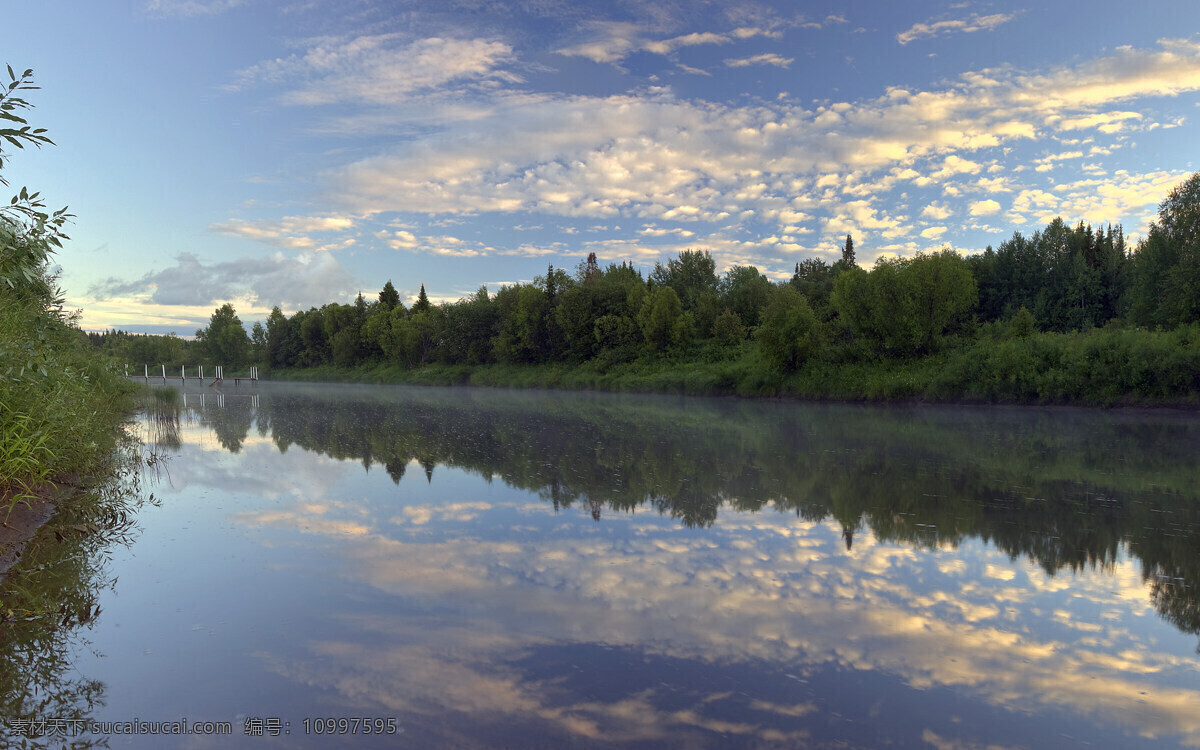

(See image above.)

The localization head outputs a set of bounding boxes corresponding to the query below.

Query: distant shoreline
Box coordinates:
[256,328,1200,409]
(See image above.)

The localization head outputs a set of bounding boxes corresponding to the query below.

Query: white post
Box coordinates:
[181,365,185,379]
[124,364,129,377]
[144,364,148,378]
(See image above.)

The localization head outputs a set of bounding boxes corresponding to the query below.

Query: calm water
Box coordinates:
[4,382,1200,748]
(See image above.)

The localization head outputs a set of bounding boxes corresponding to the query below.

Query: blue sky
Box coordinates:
[5,0,1200,334]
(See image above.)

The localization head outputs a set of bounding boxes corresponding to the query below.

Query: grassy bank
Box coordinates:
[0,297,137,515]
[265,323,1200,407]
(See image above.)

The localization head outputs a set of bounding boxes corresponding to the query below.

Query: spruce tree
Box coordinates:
[414,284,431,313]
[378,280,400,311]
[842,234,856,266]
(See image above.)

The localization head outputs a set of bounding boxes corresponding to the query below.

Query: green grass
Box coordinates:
[0,298,137,515]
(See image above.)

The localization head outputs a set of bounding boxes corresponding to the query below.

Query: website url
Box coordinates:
[9,718,234,737]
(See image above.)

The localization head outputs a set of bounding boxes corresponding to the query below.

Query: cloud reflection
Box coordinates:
[234,494,1200,746]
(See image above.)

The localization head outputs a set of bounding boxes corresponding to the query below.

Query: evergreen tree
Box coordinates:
[413,284,431,313]
[582,252,601,283]
[378,280,400,311]
[842,233,856,266]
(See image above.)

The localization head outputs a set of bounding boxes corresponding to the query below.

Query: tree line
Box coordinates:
[90,173,1200,383]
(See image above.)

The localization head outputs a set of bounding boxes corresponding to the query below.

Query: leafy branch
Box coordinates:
[0,65,72,311]
[0,65,55,185]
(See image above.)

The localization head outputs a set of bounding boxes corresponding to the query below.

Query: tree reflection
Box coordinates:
[0,443,148,749]
[201,385,1200,641]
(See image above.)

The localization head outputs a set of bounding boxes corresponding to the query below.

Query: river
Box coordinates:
[3,382,1199,748]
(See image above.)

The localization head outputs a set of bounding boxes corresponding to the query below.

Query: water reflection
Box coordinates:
[86,384,1200,746]
[0,440,149,750]
[184,383,1200,644]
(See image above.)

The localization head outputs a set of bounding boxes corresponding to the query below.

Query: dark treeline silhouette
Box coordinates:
[186,385,1200,642]
[90,174,1200,403]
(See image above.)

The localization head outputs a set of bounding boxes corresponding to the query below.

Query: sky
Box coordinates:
[4,0,1200,334]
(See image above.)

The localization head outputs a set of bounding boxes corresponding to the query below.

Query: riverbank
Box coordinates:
[264,324,1200,407]
[0,310,140,584]
[0,493,56,579]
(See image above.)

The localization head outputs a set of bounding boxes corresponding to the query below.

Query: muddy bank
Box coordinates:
[0,494,57,580]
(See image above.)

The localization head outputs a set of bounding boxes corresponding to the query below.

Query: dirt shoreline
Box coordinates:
[0,492,58,580]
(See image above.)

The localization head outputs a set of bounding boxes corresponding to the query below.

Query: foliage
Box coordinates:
[832,250,976,357]
[194,303,251,368]
[1126,173,1200,327]
[756,287,821,371]
[0,66,135,512]
[711,307,746,347]
[718,265,773,330]
[638,286,690,353]
[969,220,1127,331]
[1009,306,1036,339]
[378,280,400,311]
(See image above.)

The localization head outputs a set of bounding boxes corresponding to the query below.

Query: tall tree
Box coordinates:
[195,303,251,367]
[649,249,719,334]
[378,280,400,311]
[719,265,773,329]
[757,287,822,371]
[842,234,856,266]
[638,286,690,353]
[413,284,431,313]
[832,251,976,356]
[1129,172,1200,326]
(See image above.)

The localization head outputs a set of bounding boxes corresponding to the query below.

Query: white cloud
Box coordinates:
[969,199,1001,216]
[88,250,357,310]
[555,22,733,65]
[1034,151,1084,171]
[897,12,1017,45]
[725,53,794,69]
[231,36,1200,273]
[731,26,784,40]
[930,155,984,180]
[210,215,354,249]
[1053,111,1143,133]
[379,230,418,249]
[232,35,519,105]
[922,202,954,220]
[145,0,243,17]
[639,225,696,238]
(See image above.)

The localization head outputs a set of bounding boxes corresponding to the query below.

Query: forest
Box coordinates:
[90,173,1200,405]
